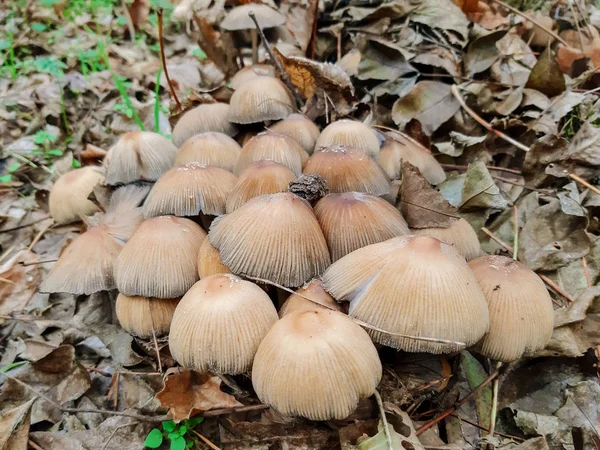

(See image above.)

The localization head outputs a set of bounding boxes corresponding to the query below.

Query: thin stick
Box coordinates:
[567,1,586,51]
[372,125,431,154]
[488,361,503,438]
[251,29,258,65]
[27,219,53,251]
[102,421,139,450]
[0,216,50,233]
[451,85,531,153]
[568,173,600,196]
[191,430,222,450]
[248,12,304,108]
[113,371,120,410]
[28,441,46,450]
[582,258,591,287]
[122,0,136,43]
[512,206,519,261]
[19,259,57,266]
[157,9,182,114]
[449,413,524,441]
[440,163,522,176]
[9,152,53,174]
[149,301,163,373]
[374,390,393,450]
[481,227,514,253]
[202,404,268,417]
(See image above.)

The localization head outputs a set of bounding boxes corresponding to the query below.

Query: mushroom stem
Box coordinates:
[251,28,258,64]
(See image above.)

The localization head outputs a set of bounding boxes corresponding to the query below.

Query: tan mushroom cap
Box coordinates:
[172,103,237,147]
[230,64,276,90]
[115,216,206,298]
[303,144,390,196]
[209,192,331,287]
[413,218,481,261]
[270,114,321,155]
[116,294,179,338]
[220,4,285,31]
[197,236,231,278]
[228,77,293,124]
[252,309,382,420]
[143,163,238,218]
[315,120,380,157]
[377,137,446,184]
[314,192,410,262]
[49,166,105,224]
[322,235,489,353]
[169,274,278,374]
[468,255,554,362]
[175,132,241,171]
[279,279,342,317]
[226,160,297,213]
[234,131,308,177]
[104,131,178,185]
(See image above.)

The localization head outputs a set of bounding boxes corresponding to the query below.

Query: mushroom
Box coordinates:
[209,192,331,287]
[230,64,276,90]
[279,279,342,317]
[175,132,241,171]
[115,216,206,298]
[228,77,294,124]
[171,103,237,147]
[197,235,231,278]
[143,163,238,218]
[220,4,285,64]
[315,119,380,157]
[226,160,297,213]
[303,144,390,196]
[413,218,481,261]
[252,309,382,420]
[270,114,321,155]
[468,255,554,362]
[49,166,105,224]
[234,131,308,176]
[115,294,179,338]
[169,273,278,374]
[314,192,410,261]
[104,131,178,186]
[322,235,489,353]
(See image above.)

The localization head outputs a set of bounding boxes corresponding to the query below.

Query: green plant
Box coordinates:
[0,162,22,184]
[32,129,63,160]
[144,417,203,450]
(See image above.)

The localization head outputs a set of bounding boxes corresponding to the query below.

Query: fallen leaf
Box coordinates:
[459,160,509,211]
[460,351,491,430]
[409,0,469,46]
[357,38,417,81]
[464,29,507,76]
[357,407,424,450]
[556,27,600,75]
[512,437,550,450]
[280,0,318,52]
[525,47,566,98]
[127,0,149,29]
[0,249,41,321]
[0,399,34,450]
[567,121,600,167]
[557,182,587,217]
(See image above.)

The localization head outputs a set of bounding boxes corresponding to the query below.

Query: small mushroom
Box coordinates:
[49,166,105,224]
[230,64,276,90]
[413,218,481,261]
[270,114,321,155]
[252,309,382,420]
[279,279,342,317]
[468,255,554,362]
[169,273,278,374]
[228,77,294,124]
[315,119,380,157]
[115,294,179,338]
[172,103,237,147]
[226,160,297,213]
[175,132,241,171]
[197,235,231,278]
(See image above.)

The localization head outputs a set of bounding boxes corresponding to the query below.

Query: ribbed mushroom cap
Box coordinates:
[377,138,446,184]
[314,192,410,262]
[105,131,178,185]
[279,279,342,317]
[175,132,241,171]
[252,309,382,420]
[315,120,380,157]
[228,77,293,124]
[468,255,554,362]
[116,294,179,338]
[49,167,105,224]
[413,218,481,261]
[226,160,297,213]
[322,235,489,353]
[303,145,390,196]
[270,114,321,155]
[172,103,237,147]
[115,216,206,298]
[169,274,278,374]
[143,163,238,218]
[209,192,331,287]
[231,64,276,90]
[234,131,308,176]
[221,4,285,31]
[197,236,231,278]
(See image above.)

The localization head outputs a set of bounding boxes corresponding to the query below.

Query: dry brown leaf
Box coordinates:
[0,399,34,450]
[0,250,41,321]
[525,47,566,98]
[556,27,600,76]
[127,0,150,29]
[156,368,242,422]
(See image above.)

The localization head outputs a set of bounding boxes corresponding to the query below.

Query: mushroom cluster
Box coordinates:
[41,63,555,422]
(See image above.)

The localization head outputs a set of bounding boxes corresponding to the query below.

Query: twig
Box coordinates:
[0,216,50,233]
[440,163,522,176]
[202,404,269,417]
[122,0,136,43]
[19,259,57,267]
[9,152,52,174]
[449,413,524,442]
[488,361,503,438]
[372,125,432,154]
[567,173,600,197]
[512,206,519,261]
[248,12,304,108]
[28,440,46,450]
[374,390,393,450]
[149,301,163,374]
[157,9,182,114]
[27,219,53,251]
[191,430,222,450]
[102,421,139,450]
[582,258,591,287]
[113,371,120,410]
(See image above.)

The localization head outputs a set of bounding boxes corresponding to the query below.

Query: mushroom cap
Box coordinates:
[303,144,390,196]
[221,4,285,31]
[116,294,179,338]
[105,131,178,185]
[172,103,237,147]
[413,218,481,261]
[115,216,206,298]
[468,255,554,362]
[175,132,241,171]
[143,163,238,218]
[377,137,446,184]
[92,184,149,241]
[230,64,276,90]
[322,235,489,353]
[228,77,293,124]
[315,120,380,157]
[209,192,331,287]
[226,160,297,213]
[169,273,278,374]
[314,192,410,262]
[49,166,105,224]
[279,279,342,317]
[270,114,321,155]
[197,235,231,278]
[234,131,308,177]
[252,309,382,420]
